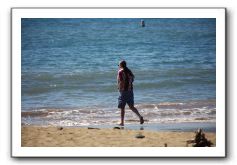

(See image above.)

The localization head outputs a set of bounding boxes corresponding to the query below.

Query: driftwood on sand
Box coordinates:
[187,129,213,147]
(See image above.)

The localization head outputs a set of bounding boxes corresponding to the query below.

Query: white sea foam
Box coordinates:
[22,100,216,127]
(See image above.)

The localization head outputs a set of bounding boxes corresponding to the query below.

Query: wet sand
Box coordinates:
[21,126,216,147]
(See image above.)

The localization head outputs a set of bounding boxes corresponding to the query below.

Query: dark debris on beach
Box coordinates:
[187,129,213,147]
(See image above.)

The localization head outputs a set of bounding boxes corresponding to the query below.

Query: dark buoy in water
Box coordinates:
[141,20,145,27]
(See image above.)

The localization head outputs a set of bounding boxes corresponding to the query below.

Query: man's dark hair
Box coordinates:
[119,60,134,78]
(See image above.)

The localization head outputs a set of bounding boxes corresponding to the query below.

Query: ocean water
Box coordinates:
[21,18,216,126]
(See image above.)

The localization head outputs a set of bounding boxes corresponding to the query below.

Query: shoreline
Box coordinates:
[22,121,216,132]
[21,124,216,147]
[21,99,216,127]
[95,122,216,132]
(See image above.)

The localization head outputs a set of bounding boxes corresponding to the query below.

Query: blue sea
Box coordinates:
[21,18,216,127]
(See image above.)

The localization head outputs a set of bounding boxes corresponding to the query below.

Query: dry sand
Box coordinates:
[21,126,216,147]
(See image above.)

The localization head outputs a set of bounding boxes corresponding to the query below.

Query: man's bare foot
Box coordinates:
[140,117,144,124]
[118,123,124,126]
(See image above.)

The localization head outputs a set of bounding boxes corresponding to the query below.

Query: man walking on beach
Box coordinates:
[117,60,144,126]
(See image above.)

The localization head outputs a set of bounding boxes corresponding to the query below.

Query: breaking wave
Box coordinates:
[22,100,216,126]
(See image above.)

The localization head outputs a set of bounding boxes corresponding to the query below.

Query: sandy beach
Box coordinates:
[21,126,216,147]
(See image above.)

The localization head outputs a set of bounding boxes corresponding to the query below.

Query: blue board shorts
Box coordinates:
[118,90,134,109]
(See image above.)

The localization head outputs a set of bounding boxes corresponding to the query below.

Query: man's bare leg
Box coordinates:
[119,108,125,126]
[129,105,144,124]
